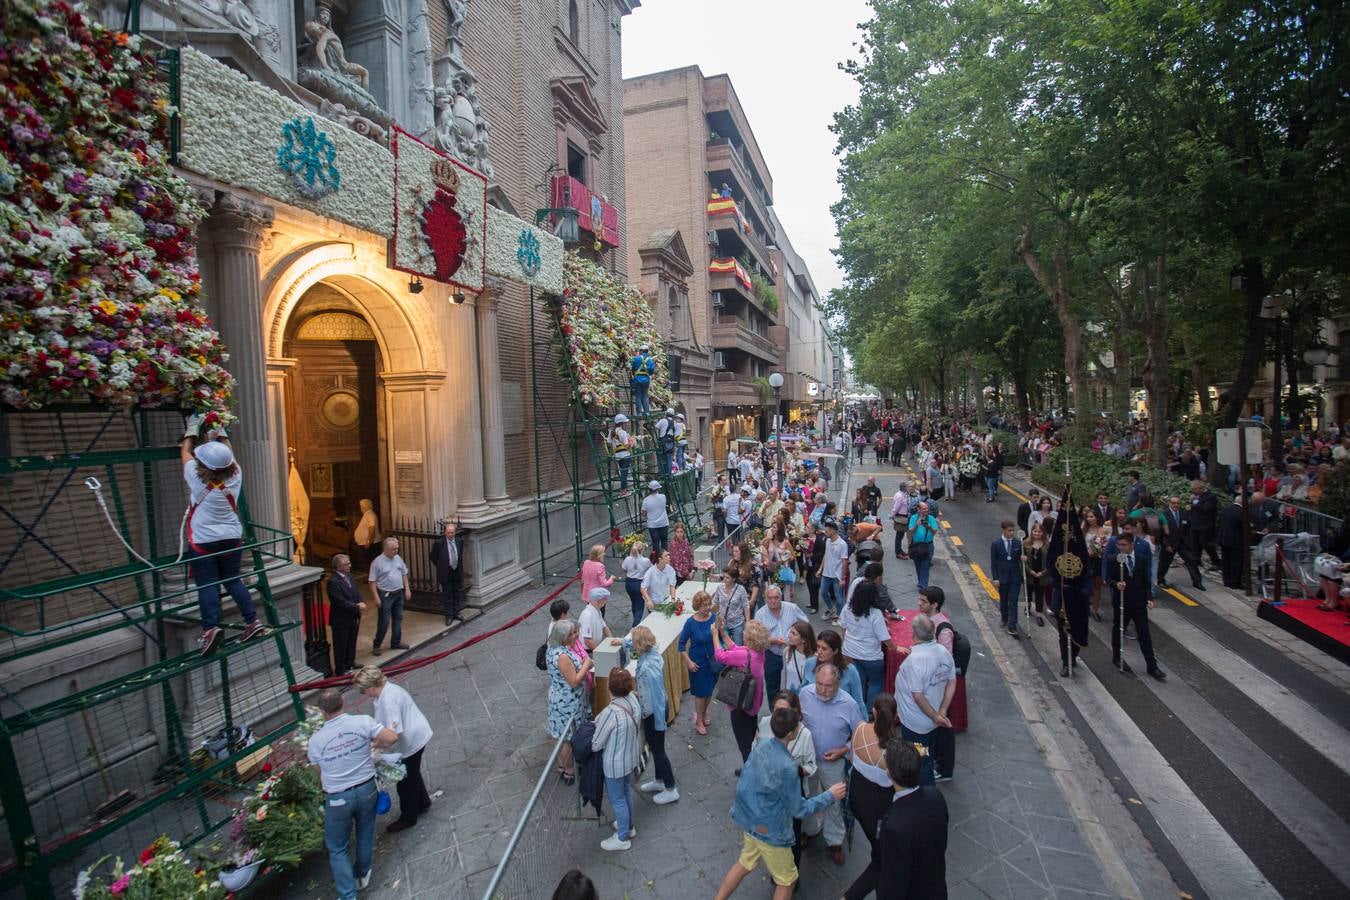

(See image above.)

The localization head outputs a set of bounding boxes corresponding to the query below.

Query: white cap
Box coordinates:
[193,441,235,470]
[648,479,662,490]
[676,413,685,420]
[639,343,650,351]
[588,587,610,602]
[665,409,675,416]
[613,413,629,424]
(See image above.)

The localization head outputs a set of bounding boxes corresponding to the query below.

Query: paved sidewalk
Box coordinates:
[277,464,1151,899]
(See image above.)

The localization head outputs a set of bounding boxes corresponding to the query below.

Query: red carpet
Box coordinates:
[1257,598,1350,666]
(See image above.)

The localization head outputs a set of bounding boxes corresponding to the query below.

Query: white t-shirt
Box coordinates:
[641,563,677,601]
[822,536,849,579]
[369,553,409,592]
[610,427,632,459]
[184,458,243,543]
[578,603,607,648]
[738,457,755,478]
[723,492,745,525]
[372,682,432,757]
[895,641,956,735]
[621,554,652,580]
[839,605,889,661]
[642,493,669,528]
[307,713,384,793]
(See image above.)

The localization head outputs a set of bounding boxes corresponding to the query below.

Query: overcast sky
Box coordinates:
[621,0,874,299]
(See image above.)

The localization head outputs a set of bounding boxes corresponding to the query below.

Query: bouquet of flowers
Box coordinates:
[1087,531,1109,559]
[696,558,716,588]
[375,751,407,787]
[618,531,645,555]
[650,598,686,618]
[237,763,324,867]
[0,0,236,422]
[75,836,225,900]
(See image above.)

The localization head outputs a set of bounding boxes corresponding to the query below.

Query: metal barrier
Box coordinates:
[1262,498,1342,541]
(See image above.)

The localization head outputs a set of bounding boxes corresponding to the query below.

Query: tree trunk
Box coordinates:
[1181,331,1212,414]
[1018,219,1088,445]
[1140,257,1170,469]
[1218,256,1270,427]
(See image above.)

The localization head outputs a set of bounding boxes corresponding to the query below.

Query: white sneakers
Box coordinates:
[357,870,372,890]
[639,780,663,793]
[654,788,680,805]
[600,834,632,851]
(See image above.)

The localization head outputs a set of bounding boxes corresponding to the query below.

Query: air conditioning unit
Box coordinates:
[712,292,724,308]
[714,351,726,370]
[706,230,720,246]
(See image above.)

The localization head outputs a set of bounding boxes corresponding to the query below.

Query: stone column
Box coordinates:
[477,279,514,509]
[205,193,283,532]
[448,293,490,522]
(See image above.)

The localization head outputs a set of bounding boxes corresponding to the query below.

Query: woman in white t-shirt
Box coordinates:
[838,580,894,710]
[180,424,268,658]
[355,666,433,831]
[621,542,652,624]
[640,549,678,618]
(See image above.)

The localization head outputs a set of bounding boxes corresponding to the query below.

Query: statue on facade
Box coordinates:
[432,0,494,177]
[298,1,392,142]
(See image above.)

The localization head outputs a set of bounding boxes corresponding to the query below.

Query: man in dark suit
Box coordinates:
[877,740,949,900]
[1217,496,1247,589]
[1158,495,1204,590]
[1109,533,1166,680]
[804,521,828,612]
[990,521,1024,638]
[430,521,465,625]
[1016,489,1040,538]
[1188,480,1221,569]
[327,553,365,674]
[1093,492,1114,531]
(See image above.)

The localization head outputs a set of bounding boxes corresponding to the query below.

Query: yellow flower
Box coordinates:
[158,288,181,301]
[97,300,118,315]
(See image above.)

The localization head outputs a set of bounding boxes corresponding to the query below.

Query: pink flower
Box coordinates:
[109,874,131,894]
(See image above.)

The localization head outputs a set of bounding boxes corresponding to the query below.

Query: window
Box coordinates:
[567,0,580,44]
[566,141,587,184]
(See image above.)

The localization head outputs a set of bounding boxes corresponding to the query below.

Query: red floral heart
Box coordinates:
[421,189,467,282]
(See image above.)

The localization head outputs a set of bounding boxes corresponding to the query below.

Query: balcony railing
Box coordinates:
[711,315,780,362]
[705,140,772,235]
[549,174,620,247]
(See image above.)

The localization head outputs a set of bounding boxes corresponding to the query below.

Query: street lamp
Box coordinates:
[768,372,785,490]
[1259,293,1288,472]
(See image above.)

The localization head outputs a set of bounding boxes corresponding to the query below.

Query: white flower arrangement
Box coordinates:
[177,48,394,236]
[391,128,485,290]
[485,206,564,293]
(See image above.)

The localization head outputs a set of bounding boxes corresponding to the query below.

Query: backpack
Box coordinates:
[936,621,971,675]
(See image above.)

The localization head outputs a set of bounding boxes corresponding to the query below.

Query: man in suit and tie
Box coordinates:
[1016,489,1040,539]
[327,553,365,674]
[875,739,949,900]
[1158,495,1204,590]
[1109,533,1166,680]
[1093,492,1114,531]
[990,521,1024,638]
[1217,495,1247,589]
[430,522,465,625]
[1188,479,1222,570]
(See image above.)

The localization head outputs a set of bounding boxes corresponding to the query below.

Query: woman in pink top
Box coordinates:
[712,619,769,764]
[579,544,615,608]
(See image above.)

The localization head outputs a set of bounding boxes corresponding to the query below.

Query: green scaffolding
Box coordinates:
[529,288,705,579]
[0,406,305,898]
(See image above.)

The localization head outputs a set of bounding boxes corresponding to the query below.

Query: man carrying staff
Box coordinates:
[1108,532,1167,681]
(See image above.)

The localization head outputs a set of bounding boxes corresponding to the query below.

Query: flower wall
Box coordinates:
[390,127,485,291]
[0,0,237,419]
[178,47,395,236]
[559,252,670,410]
[485,205,564,293]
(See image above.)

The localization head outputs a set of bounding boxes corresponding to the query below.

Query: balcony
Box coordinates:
[706,197,775,278]
[548,174,620,247]
[705,140,771,235]
[713,371,768,407]
[712,315,781,363]
[709,259,777,319]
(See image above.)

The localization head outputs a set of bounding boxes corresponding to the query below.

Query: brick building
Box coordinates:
[623,66,785,463]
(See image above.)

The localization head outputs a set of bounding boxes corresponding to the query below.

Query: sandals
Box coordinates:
[561,771,575,785]
[694,718,708,736]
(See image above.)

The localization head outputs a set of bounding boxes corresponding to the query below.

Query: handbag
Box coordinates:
[713,663,758,712]
[535,643,548,671]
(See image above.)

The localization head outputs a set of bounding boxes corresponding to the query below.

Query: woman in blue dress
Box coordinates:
[678,590,717,735]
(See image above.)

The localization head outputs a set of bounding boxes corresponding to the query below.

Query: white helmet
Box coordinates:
[613,413,629,425]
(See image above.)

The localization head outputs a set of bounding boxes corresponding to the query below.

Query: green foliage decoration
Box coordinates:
[1316,462,1350,522]
[1030,447,1221,511]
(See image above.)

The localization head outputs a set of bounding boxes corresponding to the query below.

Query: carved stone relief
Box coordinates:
[432,0,494,179]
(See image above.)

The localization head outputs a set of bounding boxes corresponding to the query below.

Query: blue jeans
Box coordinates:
[626,578,645,624]
[632,379,650,416]
[764,650,784,696]
[900,724,936,786]
[617,456,631,491]
[374,588,404,648]
[855,656,885,711]
[606,775,634,838]
[820,576,844,615]
[323,777,377,900]
[726,622,744,646]
[912,552,932,588]
[985,475,999,499]
[188,540,258,630]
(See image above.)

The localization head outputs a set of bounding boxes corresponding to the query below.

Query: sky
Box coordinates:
[621,0,875,299]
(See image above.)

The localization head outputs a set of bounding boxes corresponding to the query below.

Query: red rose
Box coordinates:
[139,846,155,865]
[260,762,272,774]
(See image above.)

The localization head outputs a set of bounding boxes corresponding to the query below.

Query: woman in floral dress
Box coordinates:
[668,521,694,582]
[546,619,593,783]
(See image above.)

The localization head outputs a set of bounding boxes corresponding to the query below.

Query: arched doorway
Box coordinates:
[284,287,383,569]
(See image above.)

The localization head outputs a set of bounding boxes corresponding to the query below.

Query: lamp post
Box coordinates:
[1304,347,1330,431]
[1259,293,1287,474]
[768,372,785,490]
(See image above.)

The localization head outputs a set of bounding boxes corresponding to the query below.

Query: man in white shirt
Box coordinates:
[817,518,851,621]
[578,587,612,651]
[894,614,955,786]
[754,585,809,695]
[368,538,411,655]
[308,689,398,898]
[723,485,750,542]
[642,480,670,552]
[727,447,740,486]
[738,451,755,484]
[890,483,911,560]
